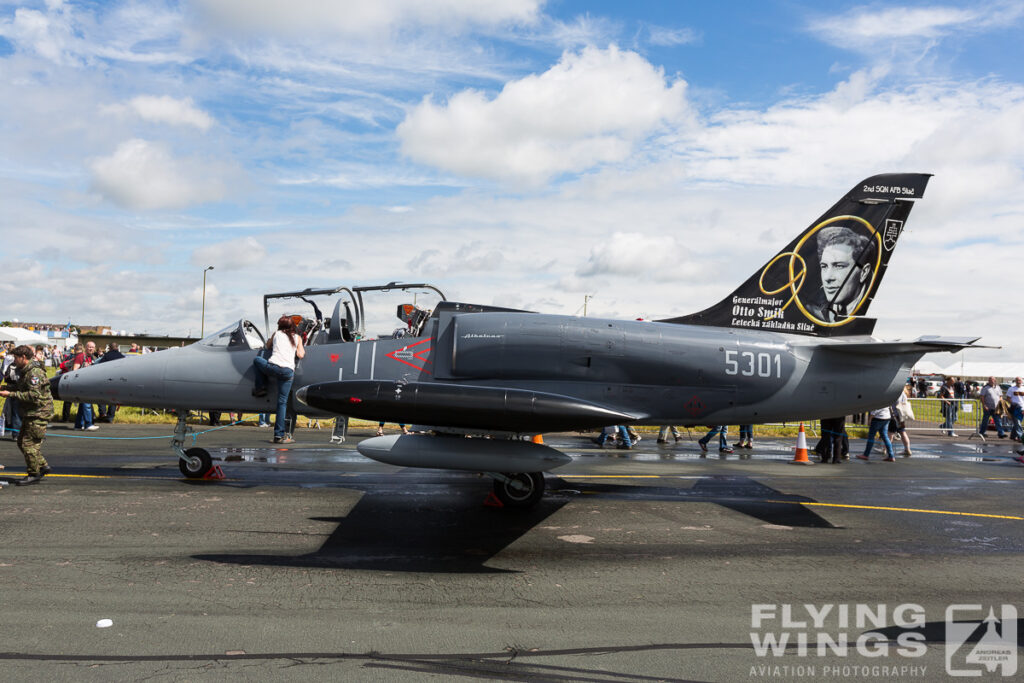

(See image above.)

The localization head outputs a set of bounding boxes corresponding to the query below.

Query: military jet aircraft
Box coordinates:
[54,173,985,507]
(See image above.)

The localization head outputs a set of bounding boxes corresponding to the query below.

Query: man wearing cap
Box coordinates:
[0,345,54,485]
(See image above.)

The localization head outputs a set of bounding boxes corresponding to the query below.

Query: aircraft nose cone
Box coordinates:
[49,375,61,400]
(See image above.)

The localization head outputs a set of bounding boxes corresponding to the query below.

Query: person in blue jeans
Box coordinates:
[2,398,21,438]
[1,354,22,438]
[74,401,97,430]
[977,376,1006,439]
[1007,377,1024,442]
[376,422,409,436]
[70,341,99,431]
[733,424,753,449]
[253,316,306,444]
[595,425,633,450]
[857,406,895,461]
[699,426,732,453]
[938,377,959,437]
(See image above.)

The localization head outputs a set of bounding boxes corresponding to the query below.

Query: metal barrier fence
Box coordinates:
[904,398,1005,434]
[767,399,1013,436]
[763,421,819,434]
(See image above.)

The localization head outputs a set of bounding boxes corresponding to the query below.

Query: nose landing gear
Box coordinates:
[179,447,213,478]
[172,413,213,478]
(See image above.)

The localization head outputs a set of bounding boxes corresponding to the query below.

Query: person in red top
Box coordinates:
[73,341,99,430]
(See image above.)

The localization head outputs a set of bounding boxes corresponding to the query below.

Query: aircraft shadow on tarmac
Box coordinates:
[875,619,1024,646]
[193,474,834,573]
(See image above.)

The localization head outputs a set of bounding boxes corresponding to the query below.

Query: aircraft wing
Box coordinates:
[821,336,995,355]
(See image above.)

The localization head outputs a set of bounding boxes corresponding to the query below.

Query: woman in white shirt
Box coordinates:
[252,316,306,444]
[891,384,915,456]
[856,405,896,462]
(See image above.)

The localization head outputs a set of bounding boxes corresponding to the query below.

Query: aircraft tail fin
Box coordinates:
[659,174,931,337]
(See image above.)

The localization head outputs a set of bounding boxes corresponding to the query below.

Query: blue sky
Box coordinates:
[1,0,1023,362]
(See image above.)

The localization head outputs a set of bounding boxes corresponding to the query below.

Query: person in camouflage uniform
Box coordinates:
[0,345,53,485]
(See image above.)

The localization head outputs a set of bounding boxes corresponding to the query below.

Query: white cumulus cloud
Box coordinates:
[407,241,506,276]
[191,236,267,270]
[122,95,214,131]
[2,4,77,64]
[0,258,47,294]
[89,139,231,210]
[809,3,1024,53]
[813,6,976,41]
[669,71,1024,200]
[192,0,542,37]
[397,45,690,185]
[576,231,699,282]
[646,25,699,47]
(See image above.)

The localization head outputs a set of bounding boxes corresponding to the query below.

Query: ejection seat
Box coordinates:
[396,303,430,337]
[328,299,355,342]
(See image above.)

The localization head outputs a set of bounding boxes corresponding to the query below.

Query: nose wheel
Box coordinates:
[492,472,545,508]
[178,447,213,478]
[172,413,214,478]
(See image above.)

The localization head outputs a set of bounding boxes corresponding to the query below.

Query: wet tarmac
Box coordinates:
[1,423,1022,681]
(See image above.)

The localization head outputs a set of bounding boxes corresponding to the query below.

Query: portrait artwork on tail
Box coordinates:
[660,173,930,337]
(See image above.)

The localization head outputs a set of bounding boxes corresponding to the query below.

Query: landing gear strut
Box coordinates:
[489,471,545,508]
[172,413,212,478]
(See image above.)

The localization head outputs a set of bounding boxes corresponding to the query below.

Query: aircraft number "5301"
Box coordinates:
[724,350,782,378]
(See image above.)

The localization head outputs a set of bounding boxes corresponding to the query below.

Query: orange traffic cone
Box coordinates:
[789,423,814,465]
[531,434,544,444]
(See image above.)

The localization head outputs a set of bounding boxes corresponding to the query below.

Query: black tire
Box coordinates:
[493,472,544,508]
[179,447,212,478]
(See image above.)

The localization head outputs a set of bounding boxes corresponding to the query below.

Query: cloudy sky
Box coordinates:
[1,0,1022,363]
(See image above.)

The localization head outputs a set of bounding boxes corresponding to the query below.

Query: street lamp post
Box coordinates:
[201,266,214,337]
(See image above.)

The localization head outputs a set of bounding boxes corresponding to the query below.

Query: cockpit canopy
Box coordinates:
[197,283,449,352]
[199,320,265,350]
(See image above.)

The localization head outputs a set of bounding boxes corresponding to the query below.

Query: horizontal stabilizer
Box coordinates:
[822,336,994,355]
[295,380,643,432]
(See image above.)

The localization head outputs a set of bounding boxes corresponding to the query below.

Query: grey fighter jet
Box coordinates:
[54,173,985,507]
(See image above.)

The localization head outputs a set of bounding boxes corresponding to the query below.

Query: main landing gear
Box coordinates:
[488,471,545,508]
[173,413,213,478]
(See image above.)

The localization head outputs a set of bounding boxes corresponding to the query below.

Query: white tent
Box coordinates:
[911,359,1022,380]
[940,361,1023,381]
[0,327,48,344]
[912,360,945,376]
